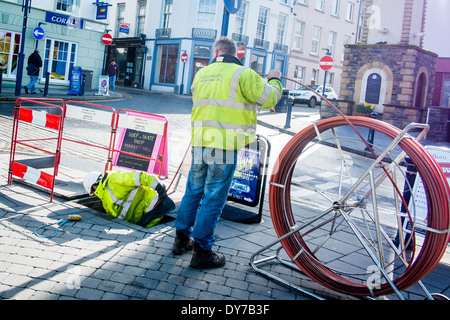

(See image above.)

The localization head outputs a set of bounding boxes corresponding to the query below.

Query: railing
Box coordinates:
[192,28,217,39]
[254,38,270,50]
[155,28,171,38]
[232,33,249,46]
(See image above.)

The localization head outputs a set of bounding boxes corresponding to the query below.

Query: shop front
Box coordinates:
[107,37,145,88]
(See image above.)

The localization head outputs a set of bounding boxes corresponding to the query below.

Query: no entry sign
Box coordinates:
[181,52,188,63]
[101,33,113,45]
[319,55,334,71]
[237,45,245,59]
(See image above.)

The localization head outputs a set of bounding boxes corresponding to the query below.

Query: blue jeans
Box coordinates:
[109,75,116,92]
[26,75,39,93]
[176,147,237,251]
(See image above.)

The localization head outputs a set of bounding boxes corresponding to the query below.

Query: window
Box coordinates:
[234,1,248,35]
[250,54,265,74]
[56,0,73,12]
[198,0,216,29]
[137,1,146,36]
[0,30,21,78]
[293,21,305,50]
[316,0,324,11]
[326,72,334,87]
[346,2,355,21]
[116,3,126,38]
[327,31,336,56]
[154,44,179,84]
[311,26,321,54]
[43,39,77,83]
[256,7,269,40]
[312,69,319,84]
[163,0,173,29]
[297,0,307,4]
[294,65,305,89]
[331,0,340,16]
[276,14,287,44]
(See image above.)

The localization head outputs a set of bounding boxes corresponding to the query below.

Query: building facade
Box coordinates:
[286,0,360,94]
[105,0,294,94]
[0,0,109,91]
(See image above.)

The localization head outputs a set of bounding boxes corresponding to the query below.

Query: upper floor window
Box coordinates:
[311,26,321,54]
[327,31,336,56]
[293,20,305,50]
[276,14,288,44]
[116,3,126,38]
[56,0,73,12]
[198,0,217,29]
[163,0,173,29]
[316,0,324,11]
[346,2,355,21]
[331,0,340,16]
[137,1,146,35]
[234,1,248,35]
[256,7,269,40]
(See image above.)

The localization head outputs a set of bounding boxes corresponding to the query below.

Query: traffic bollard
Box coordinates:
[43,72,50,96]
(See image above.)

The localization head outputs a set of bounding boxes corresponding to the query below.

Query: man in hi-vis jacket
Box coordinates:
[172,36,282,269]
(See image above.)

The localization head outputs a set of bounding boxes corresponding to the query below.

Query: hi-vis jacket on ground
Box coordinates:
[191,54,283,150]
[94,171,161,227]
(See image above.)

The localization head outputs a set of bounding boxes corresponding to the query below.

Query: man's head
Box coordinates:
[83,171,102,195]
[213,36,237,59]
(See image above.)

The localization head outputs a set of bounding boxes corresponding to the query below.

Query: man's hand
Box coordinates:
[266,69,282,80]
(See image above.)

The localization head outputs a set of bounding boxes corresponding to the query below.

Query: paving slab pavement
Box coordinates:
[0,87,449,305]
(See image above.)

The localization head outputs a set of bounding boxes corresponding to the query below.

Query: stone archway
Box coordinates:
[354,62,394,113]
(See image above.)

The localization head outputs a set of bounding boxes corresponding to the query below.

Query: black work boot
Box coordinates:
[172,231,194,255]
[190,242,226,269]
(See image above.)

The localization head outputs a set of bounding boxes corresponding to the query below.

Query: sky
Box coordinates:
[424,0,450,57]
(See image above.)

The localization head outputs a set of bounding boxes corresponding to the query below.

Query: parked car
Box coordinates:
[288,85,338,108]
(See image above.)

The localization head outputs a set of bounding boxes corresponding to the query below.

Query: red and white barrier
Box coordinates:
[18,108,61,130]
[11,162,54,189]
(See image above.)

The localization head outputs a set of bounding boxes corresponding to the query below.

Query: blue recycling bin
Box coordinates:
[67,66,82,95]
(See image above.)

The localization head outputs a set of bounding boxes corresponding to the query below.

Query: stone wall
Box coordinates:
[320,100,354,118]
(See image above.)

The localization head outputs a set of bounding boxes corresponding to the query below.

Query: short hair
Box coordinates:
[214,36,237,56]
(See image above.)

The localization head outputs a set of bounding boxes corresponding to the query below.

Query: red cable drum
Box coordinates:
[269,116,450,297]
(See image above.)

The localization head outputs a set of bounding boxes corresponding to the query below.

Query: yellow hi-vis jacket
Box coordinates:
[94,171,161,227]
[191,54,283,150]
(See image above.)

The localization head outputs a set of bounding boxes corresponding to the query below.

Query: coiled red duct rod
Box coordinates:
[268,77,450,297]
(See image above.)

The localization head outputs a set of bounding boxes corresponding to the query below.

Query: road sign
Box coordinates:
[181,52,188,63]
[319,55,334,71]
[101,33,113,45]
[237,45,245,59]
[33,27,45,40]
[224,0,242,14]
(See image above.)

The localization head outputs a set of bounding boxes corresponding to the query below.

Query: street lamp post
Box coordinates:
[15,0,32,96]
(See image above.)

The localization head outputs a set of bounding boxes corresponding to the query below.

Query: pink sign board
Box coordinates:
[112,111,168,178]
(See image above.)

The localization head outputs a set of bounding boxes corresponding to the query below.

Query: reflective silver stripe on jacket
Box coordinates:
[192,120,256,132]
[144,194,159,213]
[193,99,254,111]
[229,66,246,101]
[134,171,141,187]
[119,188,139,220]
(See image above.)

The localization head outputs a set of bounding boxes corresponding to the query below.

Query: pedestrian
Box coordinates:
[107,59,119,93]
[83,170,175,227]
[24,50,42,94]
[172,36,282,269]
